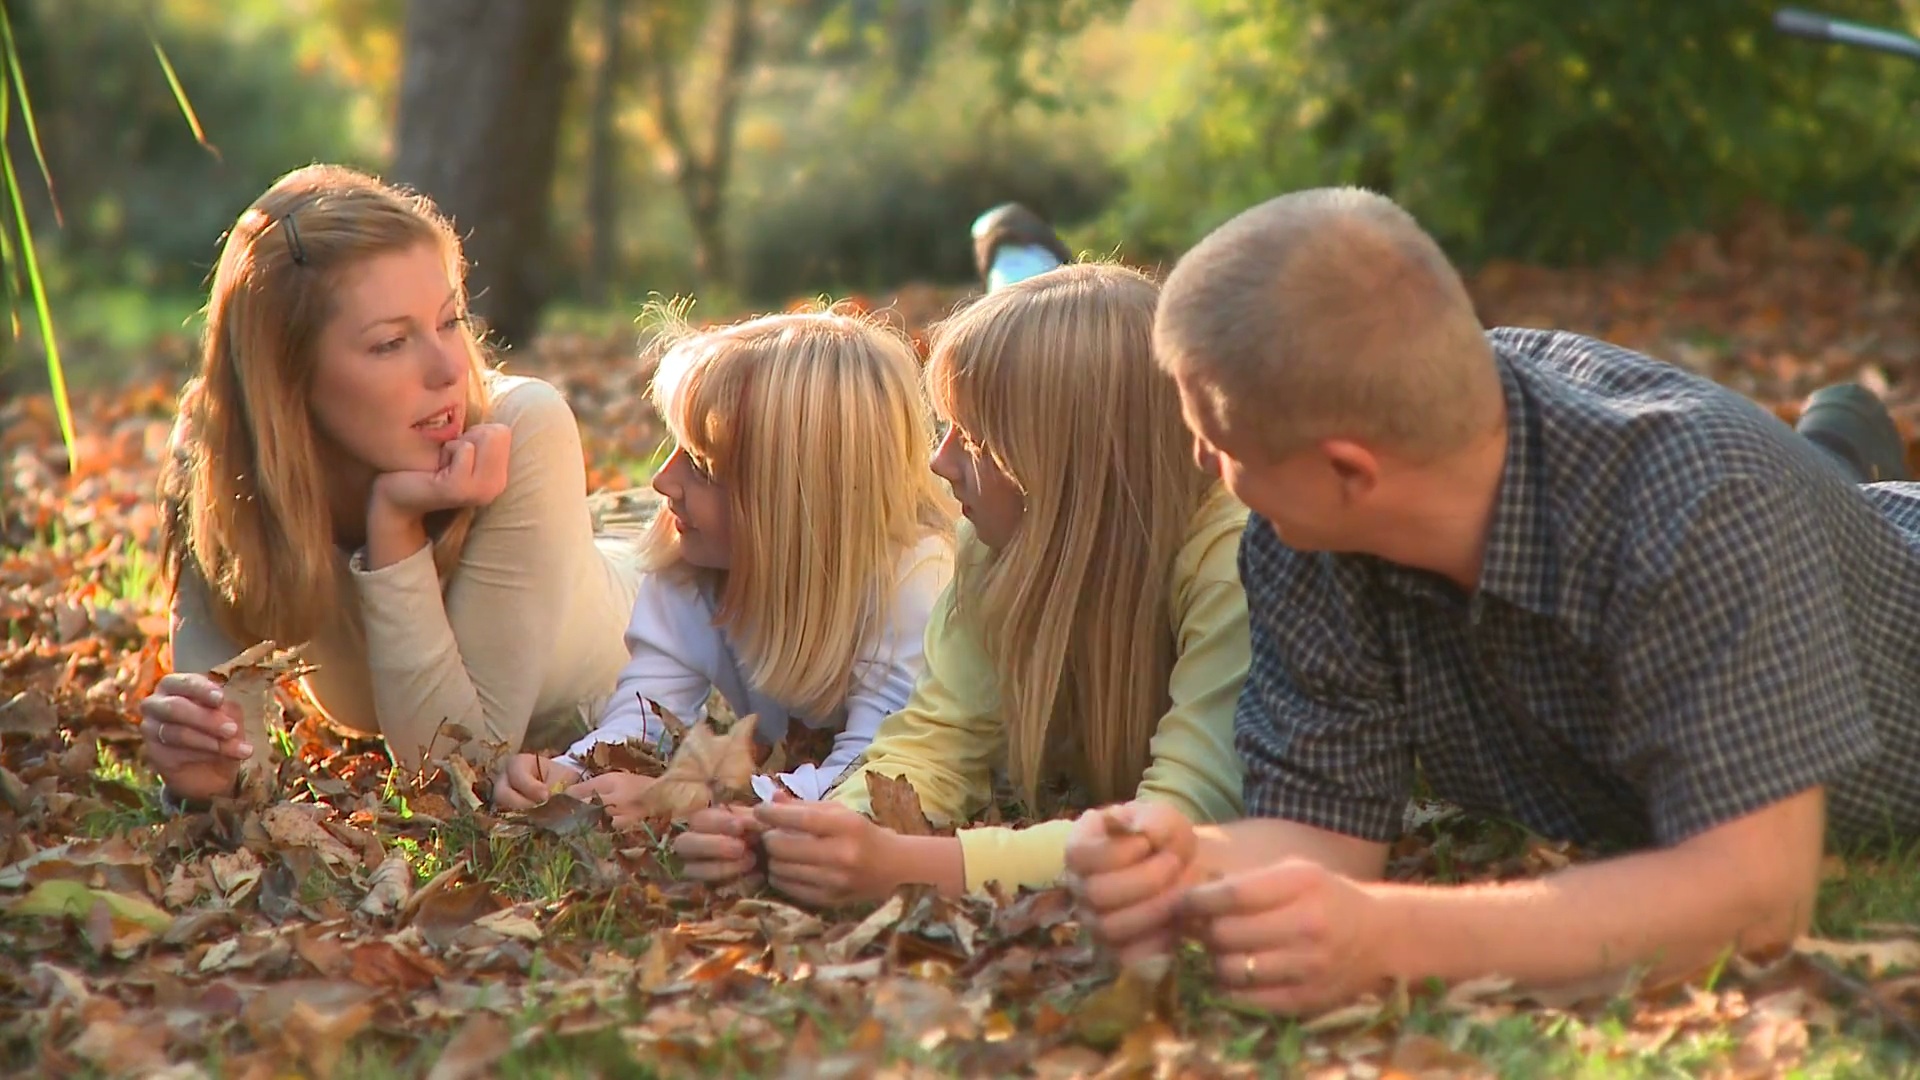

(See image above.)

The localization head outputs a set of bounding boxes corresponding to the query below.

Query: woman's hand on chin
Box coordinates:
[371,423,514,520]
[139,672,253,801]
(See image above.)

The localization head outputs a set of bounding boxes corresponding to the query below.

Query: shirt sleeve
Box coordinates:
[827,574,1003,826]
[555,570,719,768]
[1235,517,1416,841]
[1608,474,1880,843]
[952,522,1253,894]
[350,381,598,768]
[167,566,271,753]
[804,537,954,790]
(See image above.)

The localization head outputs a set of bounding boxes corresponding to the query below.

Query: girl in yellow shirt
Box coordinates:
[676,261,1252,901]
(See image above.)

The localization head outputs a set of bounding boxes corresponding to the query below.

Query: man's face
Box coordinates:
[1175,369,1367,552]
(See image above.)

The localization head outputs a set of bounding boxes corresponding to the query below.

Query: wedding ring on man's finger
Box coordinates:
[157,722,172,747]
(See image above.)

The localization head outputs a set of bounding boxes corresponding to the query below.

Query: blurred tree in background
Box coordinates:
[9,0,1920,367]
[1106,0,1920,265]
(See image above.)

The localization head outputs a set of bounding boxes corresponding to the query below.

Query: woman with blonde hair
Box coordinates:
[492,309,958,821]
[138,163,647,806]
[675,262,1251,902]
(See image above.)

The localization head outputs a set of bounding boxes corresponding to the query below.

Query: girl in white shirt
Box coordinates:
[492,308,957,822]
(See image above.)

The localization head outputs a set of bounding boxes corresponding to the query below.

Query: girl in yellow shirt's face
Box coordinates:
[930,422,1026,550]
[920,260,1219,812]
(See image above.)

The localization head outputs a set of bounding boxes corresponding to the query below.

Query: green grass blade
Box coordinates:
[149,33,220,161]
[0,4,60,224]
[2,140,76,468]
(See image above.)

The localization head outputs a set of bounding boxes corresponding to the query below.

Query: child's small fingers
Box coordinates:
[676,831,747,862]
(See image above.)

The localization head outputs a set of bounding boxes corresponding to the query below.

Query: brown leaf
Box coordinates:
[70,1017,173,1075]
[208,847,264,905]
[441,753,487,813]
[826,892,909,963]
[279,996,375,1078]
[0,689,56,738]
[639,717,759,817]
[516,791,608,836]
[867,772,934,837]
[583,737,668,777]
[1387,1033,1494,1078]
[261,803,359,867]
[348,940,443,992]
[1071,952,1174,1050]
[425,1012,513,1080]
[357,851,412,919]
[411,882,503,950]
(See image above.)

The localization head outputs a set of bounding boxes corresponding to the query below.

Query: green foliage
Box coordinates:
[1108,0,1920,266]
[13,0,374,293]
[728,56,1123,301]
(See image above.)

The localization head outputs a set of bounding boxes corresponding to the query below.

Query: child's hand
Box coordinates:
[1064,802,1200,963]
[674,805,766,882]
[755,796,900,908]
[494,753,579,810]
[567,771,659,830]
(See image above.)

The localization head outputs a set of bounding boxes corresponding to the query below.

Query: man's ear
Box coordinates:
[1321,439,1380,501]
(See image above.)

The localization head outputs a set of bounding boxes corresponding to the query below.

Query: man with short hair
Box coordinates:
[1065,187,1920,1014]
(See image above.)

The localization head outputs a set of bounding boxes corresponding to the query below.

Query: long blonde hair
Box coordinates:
[926,263,1217,808]
[640,306,957,719]
[160,163,493,647]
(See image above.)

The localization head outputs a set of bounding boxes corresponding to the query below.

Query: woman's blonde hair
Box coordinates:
[640,305,956,719]
[160,163,493,647]
[926,262,1217,808]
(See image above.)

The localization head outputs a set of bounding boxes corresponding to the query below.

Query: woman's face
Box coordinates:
[651,444,733,569]
[308,242,472,477]
[930,420,1025,549]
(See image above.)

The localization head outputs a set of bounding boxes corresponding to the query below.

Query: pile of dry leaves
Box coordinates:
[4,212,1920,1077]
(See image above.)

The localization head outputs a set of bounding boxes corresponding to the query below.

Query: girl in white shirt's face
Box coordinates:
[650,445,731,569]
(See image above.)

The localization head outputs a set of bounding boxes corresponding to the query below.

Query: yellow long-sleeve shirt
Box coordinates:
[829,487,1251,893]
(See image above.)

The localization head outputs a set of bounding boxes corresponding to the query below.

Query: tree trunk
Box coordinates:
[584,0,625,305]
[643,0,755,289]
[390,0,578,349]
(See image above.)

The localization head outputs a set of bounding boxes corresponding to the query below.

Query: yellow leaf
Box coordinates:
[10,879,172,932]
[1795,936,1920,976]
[638,716,758,817]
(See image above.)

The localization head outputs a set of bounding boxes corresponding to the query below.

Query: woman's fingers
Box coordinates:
[154,672,225,709]
[140,693,239,741]
[144,741,235,771]
[141,715,251,759]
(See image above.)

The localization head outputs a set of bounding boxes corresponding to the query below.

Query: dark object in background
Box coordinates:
[389,0,578,351]
[1796,383,1913,483]
[971,202,1072,291]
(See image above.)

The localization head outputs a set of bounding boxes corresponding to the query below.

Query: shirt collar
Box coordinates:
[1474,345,1560,617]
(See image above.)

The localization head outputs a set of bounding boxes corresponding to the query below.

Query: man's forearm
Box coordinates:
[1193,817,1391,882]
[1373,791,1825,993]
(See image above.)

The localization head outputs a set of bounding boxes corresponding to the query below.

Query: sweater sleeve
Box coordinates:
[827,568,1003,826]
[556,570,721,768]
[167,566,270,752]
[952,497,1251,893]
[351,380,597,768]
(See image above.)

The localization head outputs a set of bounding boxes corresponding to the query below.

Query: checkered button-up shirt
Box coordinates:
[1238,328,1920,849]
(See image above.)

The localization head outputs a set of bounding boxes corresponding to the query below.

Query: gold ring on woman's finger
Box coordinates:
[1243,953,1258,984]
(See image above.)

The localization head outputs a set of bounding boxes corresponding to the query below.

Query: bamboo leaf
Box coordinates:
[1,140,75,468]
[150,32,220,161]
[0,5,58,224]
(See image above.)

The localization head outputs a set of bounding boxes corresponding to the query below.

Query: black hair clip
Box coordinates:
[281,211,308,266]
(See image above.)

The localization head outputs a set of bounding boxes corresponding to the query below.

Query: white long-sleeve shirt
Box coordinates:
[558,533,953,800]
